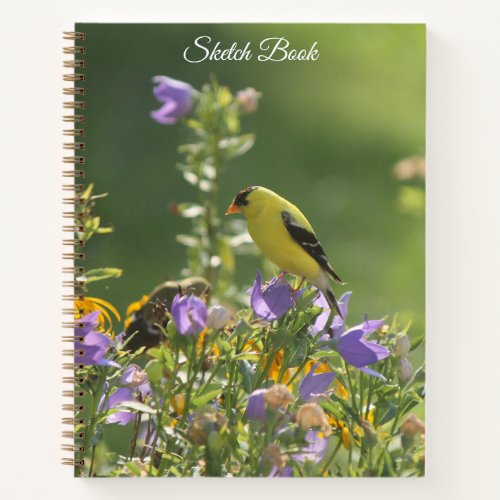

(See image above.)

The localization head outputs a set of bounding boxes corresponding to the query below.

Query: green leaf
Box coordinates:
[178,203,205,218]
[81,267,123,284]
[96,226,114,234]
[288,335,308,367]
[81,183,94,201]
[146,359,163,383]
[184,119,203,130]
[115,401,155,415]
[90,192,109,201]
[310,350,339,361]
[232,353,260,362]
[410,333,425,352]
[217,86,233,107]
[237,360,254,393]
[123,461,143,477]
[218,134,255,159]
[217,237,235,273]
[176,234,199,247]
[182,171,199,186]
[192,386,221,407]
[147,347,162,360]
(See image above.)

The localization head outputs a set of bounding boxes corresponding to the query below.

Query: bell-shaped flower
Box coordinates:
[335,319,389,378]
[100,366,152,425]
[150,76,193,124]
[245,388,267,422]
[249,270,293,321]
[171,294,207,335]
[313,292,389,378]
[293,430,329,464]
[299,364,336,401]
[74,311,120,368]
[97,384,135,426]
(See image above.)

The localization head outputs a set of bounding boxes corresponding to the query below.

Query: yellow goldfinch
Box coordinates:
[226,186,344,318]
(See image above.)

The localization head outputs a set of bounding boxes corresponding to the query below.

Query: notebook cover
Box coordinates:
[62,23,426,477]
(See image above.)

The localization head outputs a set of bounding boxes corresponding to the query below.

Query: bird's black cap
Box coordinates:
[233,186,257,207]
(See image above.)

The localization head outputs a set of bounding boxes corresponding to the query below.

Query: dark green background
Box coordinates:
[77,23,425,337]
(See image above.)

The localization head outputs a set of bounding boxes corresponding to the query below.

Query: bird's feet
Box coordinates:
[291,277,305,293]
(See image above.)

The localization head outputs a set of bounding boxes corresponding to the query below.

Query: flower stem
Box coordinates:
[128,412,142,461]
[321,438,342,475]
[344,362,359,416]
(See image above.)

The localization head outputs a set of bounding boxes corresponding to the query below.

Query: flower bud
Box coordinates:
[341,426,350,449]
[400,413,425,450]
[397,357,414,384]
[206,305,230,330]
[170,394,185,416]
[262,443,287,470]
[394,333,411,358]
[119,364,148,388]
[188,407,226,445]
[235,87,261,113]
[295,402,331,436]
[264,384,294,409]
[401,413,425,437]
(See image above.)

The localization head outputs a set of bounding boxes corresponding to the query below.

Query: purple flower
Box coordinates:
[150,76,193,124]
[101,386,136,425]
[99,368,152,425]
[119,365,151,399]
[245,388,267,422]
[269,465,293,477]
[313,292,389,378]
[299,364,336,401]
[311,291,351,338]
[171,294,207,335]
[336,319,389,378]
[250,271,293,321]
[293,430,328,464]
[74,311,120,368]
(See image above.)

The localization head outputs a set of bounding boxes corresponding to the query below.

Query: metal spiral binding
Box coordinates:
[62,31,87,470]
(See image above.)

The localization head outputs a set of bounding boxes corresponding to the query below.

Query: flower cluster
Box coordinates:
[74,271,424,478]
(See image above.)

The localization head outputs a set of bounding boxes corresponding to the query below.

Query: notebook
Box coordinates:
[62,24,426,477]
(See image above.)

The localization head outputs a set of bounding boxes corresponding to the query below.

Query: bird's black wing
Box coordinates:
[281,210,343,284]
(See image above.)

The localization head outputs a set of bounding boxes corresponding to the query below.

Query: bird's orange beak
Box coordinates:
[225,202,241,215]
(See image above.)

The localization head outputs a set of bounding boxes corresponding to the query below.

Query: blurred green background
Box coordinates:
[77,23,425,340]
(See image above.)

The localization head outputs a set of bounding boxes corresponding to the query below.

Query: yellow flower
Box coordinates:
[74,296,121,333]
[364,407,375,426]
[304,360,330,374]
[341,426,350,449]
[170,394,185,416]
[337,420,362,449]
[333,378,348,400]
[265,350,292,384]
[197,328,219,361]
[124,294,149,329]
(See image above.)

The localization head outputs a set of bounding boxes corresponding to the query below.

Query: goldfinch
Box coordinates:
[226,186,344,318]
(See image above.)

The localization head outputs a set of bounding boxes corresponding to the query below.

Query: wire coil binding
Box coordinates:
[62,30,87,472]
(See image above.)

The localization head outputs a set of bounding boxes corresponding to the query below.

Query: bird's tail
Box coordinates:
[324,286,343,320]
[313,273,344,319]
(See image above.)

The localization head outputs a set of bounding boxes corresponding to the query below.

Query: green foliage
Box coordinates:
[174,78,258,299]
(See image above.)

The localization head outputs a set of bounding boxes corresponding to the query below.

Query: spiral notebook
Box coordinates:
[63,24,426,477]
